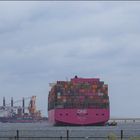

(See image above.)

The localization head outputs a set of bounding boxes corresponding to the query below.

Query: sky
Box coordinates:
[0,1,140,118]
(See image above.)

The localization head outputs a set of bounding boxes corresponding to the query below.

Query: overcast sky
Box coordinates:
[0,1,140,117]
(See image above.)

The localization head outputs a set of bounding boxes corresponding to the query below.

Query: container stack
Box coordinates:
[48,77,109,110]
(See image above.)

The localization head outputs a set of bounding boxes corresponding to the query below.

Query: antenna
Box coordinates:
[11,97,13,107]
[22,97,25,114]
[3,97,5,106]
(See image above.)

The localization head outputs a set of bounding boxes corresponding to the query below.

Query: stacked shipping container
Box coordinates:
[48,77,109,111]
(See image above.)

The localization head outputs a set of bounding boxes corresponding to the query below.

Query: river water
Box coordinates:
[0,122,140,140]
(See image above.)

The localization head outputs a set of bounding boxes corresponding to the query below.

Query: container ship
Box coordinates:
[0,96,46,123]
[48,76,110,126]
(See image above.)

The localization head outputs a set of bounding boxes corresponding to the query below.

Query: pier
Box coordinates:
[109,118,140,123]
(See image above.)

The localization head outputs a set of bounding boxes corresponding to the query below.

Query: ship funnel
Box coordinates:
[11,97,13,107]
[3,97,5,106]
[22,97,25,114]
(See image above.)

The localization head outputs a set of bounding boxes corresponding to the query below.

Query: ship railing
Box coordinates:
[0,129,140,140]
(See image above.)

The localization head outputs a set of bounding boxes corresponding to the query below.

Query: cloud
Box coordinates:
[0,1,140,117]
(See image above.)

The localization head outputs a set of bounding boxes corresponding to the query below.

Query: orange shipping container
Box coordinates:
[64,84,68,89]
[92,89,96,93]
[92,85,98,89]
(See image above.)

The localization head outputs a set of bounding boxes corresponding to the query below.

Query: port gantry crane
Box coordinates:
[28,96,41,118]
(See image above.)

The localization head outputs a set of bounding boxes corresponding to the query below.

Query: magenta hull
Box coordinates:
[48,108,109,126]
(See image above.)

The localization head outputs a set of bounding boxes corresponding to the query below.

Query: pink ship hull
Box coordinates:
[48,108,109,126]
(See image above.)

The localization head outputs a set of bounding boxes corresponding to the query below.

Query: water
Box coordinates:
[0,122,140,140]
